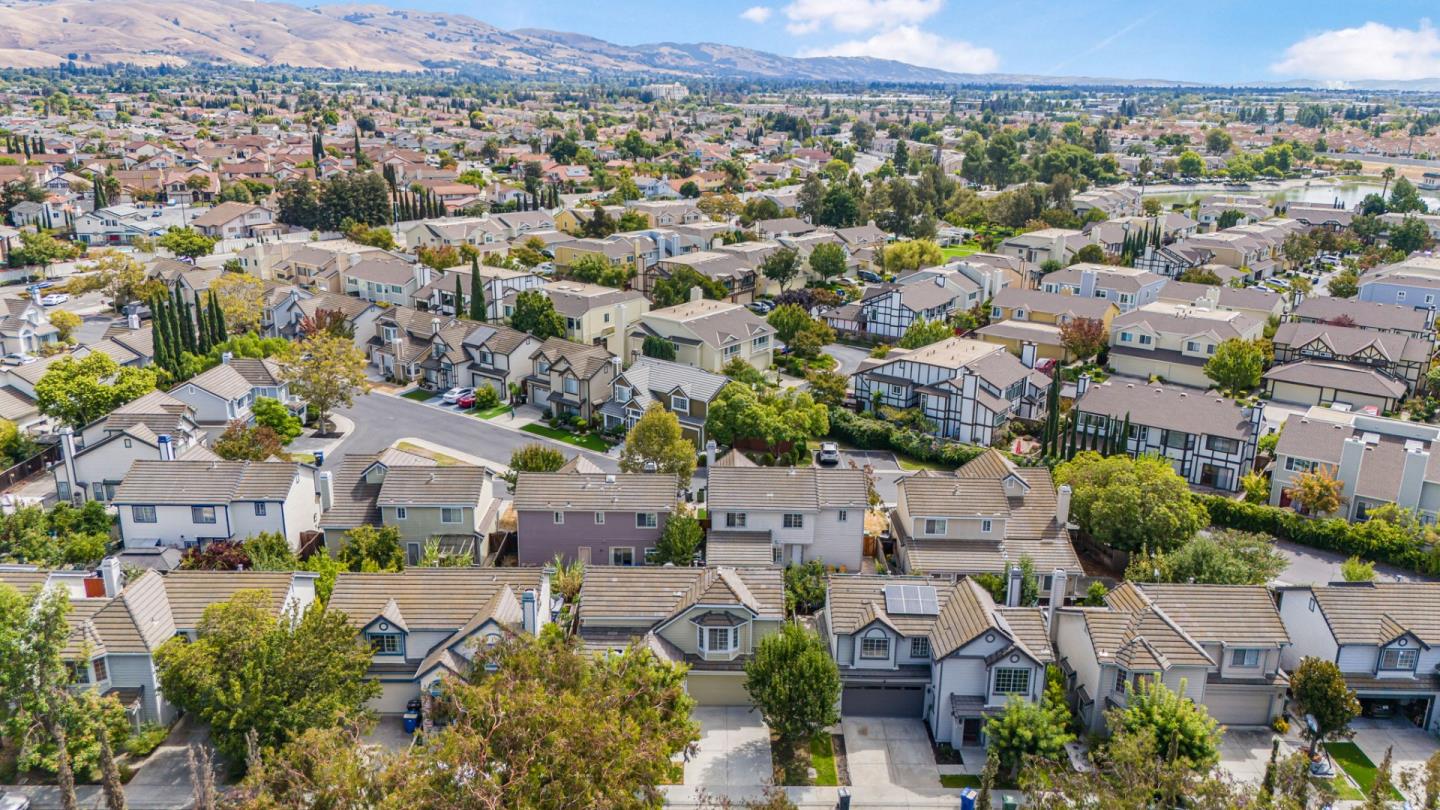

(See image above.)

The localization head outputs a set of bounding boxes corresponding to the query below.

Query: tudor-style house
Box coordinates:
[1265,321,1431,407]
[598,356,727,447]
[706,466,869,570]
[852,337,1049,446]
[512,472,678,565]
[974,288,1118,363]
[1276,582,1440,732]
[525,337,618,420]
[820,574,1053,750]
[576,566,785,705]
[1071,376,1263,493]
[1292,298,1434,341]
[890,450,1080,597]
[824,281,965,341]
[328,568,549,714]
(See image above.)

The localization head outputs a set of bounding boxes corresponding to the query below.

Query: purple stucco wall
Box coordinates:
[516,508,670,565]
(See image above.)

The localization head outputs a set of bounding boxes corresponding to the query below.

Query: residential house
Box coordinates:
[1266,320,1430,407]
[889,450,1081,593]
[1156,280,1287,324]
[414,266,544,322]
[1292,297,1434,340]
[1281,202,1354,231]
[1196,194,1272,230]
[267,288,382,344]
[707,466,868,570]
[1133,241,1217,279]
[526,337,618,420]
[189,202,275,240]
[598,356,727,446]
[326,568,550,713]
[167,357,294,427]
[1358,256,1440,309]
[1040,263,1166,313]
[824,281,964,341]
[997,228,1087,278]
[513,472,678,565]
[629,298,775,374]
[1071,376,1263,492]
[343,255,428,306]
[974,288,1118,363]
[0,290,61,356]
[74,204,188,246]
[1107,302,1263,389]
[113,459,322,552]
[54,390,205,503]
[1072,187,1141,219]
[852,338,1049,446]
[512,280,650,357]
[458,322,539,401]
[576,566,785,705]
[367,306,459,384]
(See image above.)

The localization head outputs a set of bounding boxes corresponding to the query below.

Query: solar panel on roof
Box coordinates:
[884,584,940,615]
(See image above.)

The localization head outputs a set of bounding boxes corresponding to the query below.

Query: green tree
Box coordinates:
[805,370,847,408]
[567,253,630,288]
[760,247,802,292]
[251,396,303,444]
[1177,267,1223,285]
[783,560,827,615]
[214,420,285,462]
[1341,555,1377,582]
[653,509,702,565]
[509,289,566,339]
[337,525,404,572]
[1108,678,1220,770]
[898,317,952,349]
[1204,128,1233,155]
[705,383,829,450]
[501,443,567,492]
[1290,656,1361,757]
[35,352,158,429]
[49,309,80,343]
[1127,529,1287,585]
[154,589,378,763]
[244,532,299,571]
[1054,452,1208,554]
[468,257,487,321]
[278,334,368,434]
[14,230,82,277]
[767,304,815,344]
[652,267,728,308]
[1072,243,1107,264]
[881,239,943,274]
[744,624,840,747]
[156,226,217,260]
[0,582,79,805]
[984,666,1074,780]
[1390,176,1429,214]
[1390,217,1432,254]
[1328,268,1360,298]
[1176,150,1205,177]
[618,404,696,486]
[1203,338,1265,392]
[808,242,847,283]
[642,334,677,361]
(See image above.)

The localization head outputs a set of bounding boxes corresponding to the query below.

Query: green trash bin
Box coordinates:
[1001,796,1018,810]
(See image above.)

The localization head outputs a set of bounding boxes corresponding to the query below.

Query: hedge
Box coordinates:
[827,406,1007,468]
[1198,495,1433,574]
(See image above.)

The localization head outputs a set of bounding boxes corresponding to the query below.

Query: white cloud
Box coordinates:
[799,26,999,73]
[1272,20,1440,81]
[782,0,943,35]
[739,6,773,24]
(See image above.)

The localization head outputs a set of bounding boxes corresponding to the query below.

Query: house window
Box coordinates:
[1139,334,1153,345]
[889,384,904,397]
[699,626,738,653]
[994,668,1030,695]
[1206,436,1239,453]
[723,343,742,358]
[553,512,565,524]
[192,506,216,524]
[1231,649,1261,668]
[595,512,605,525]
[254,502,267,517]
[1119,332,1133,343]
[636,512,658,528]
[536,360,551,375]
[563,376,580,395]
[752,335,769,349]
[1398,291,1407,301]
[611,547,635,566]
[441,508,462,524]
[910,637,931,659]
[924,518,947,535]
[123,438,132,448]
[725,512,747,528]
[91,657,108,682]
[67,661,91,684]
[860,634,890,659]
[991,306,1002,319]
[368,633,402,655]
[783,513,805,529]
[396,507,407,520]
[981,519,992,533]
[1380,648,1419,671]
[838,510,848,523]
[1285,457,1317,473]
[670,395,690,413]
[615,385,632,403]
[1186,341,1201,353]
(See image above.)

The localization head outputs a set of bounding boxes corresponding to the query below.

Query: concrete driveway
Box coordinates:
[1218,728,1285,785]
[822,343,870,378]
[1351,717,1439,775]
[685,706,772,787]
[842,717,939,789]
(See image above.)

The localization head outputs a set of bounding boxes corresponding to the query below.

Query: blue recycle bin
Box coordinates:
[402,711,419,734]
[959,787,977,810]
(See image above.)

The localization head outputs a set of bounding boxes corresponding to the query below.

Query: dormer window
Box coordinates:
[923,518,947,535]
[699,626,738,654]
[1380,647,1419,671]
[615,384,632,403]
[670,394,690,413]
[860,632,890,659]
[368,632,402,655]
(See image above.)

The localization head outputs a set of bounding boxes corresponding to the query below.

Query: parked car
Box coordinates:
[857,270,883,283]
[0,791,31,810]
[2,354,36,366]
[441,387,474,405]
[747,300,775,315]
[40,293,69,306]
[816,441,841,466]
[457,391,477,409]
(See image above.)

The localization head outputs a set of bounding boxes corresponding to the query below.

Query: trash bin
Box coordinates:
[959,788,977,810]
[402,712,419,734]
[1001,795,1018,810]
[313,450,324,466]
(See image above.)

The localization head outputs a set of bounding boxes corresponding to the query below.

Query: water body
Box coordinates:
[1145,180,1440,211]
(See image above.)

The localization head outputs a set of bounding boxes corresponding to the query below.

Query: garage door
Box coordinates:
[530,383,550,409]
[1203,686,1276,727]
[842,684,925,717]
[370,681,419,715]
[687,672,752,706]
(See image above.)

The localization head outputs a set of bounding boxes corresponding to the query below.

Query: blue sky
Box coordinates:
[329,1,1440,84]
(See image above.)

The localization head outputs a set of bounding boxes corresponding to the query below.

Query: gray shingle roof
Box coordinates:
[376,465,488,507]
[707,467,868,512]
[112,460,302,504]
[513,472,677,512]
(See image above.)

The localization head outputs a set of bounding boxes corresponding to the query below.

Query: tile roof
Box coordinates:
[111,459,302,504]
[513,472,677,512]
[1134,583,1290,646]
[1076,377,1257,440]
[707,466,868,512]
[328,568,546,631]
[376,465,489,507]
[578,566,784,625]
[1309,582,1440,646]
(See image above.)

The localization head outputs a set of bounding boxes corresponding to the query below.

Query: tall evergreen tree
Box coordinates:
[209,291,226,343]
[453,275,465,318]
[150,296,170,373]
[193,291,211,354]
[469,256,486,321]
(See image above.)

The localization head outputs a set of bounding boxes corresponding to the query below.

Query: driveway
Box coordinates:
[1217,728,1285,785]
[1351,716,1439,775]
[685,706,772,788]
[1272,539,1430,586]
[841,717,939,790]
[822,343,870,378]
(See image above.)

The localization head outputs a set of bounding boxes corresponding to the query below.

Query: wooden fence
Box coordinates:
[0,444,59,492]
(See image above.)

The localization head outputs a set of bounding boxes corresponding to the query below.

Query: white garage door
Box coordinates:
[1204,686,1276,727]
[687,672,751,706]
[371,681,419,715]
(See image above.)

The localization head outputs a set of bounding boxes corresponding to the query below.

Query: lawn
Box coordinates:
[469,404,511,419]
[289,452,317,464]
[395,441,465,466]
[810,733,839,787]
[400,388,434,402]
[1326,742,1402,800]
[895,454,954,472]
[521,423,610,452]
[940,774,982,788]
[773,733,840,786]
[940,244,981,259]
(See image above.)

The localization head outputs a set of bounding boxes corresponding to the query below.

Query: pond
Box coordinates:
[1144,179,1440,211]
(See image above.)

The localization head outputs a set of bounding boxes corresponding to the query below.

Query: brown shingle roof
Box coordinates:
[328,568,546,631]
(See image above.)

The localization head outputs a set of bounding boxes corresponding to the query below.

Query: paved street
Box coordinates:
[822,343,870,378]
[326,391,618,472]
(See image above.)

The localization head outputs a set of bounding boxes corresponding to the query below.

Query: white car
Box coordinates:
[0,791,32,810]
[441,387,474,405]
[40,293,69,306]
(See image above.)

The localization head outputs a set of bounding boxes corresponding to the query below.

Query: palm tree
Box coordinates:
[1382,166,1396,199]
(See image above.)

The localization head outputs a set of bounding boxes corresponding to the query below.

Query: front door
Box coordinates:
[961,717,982,745]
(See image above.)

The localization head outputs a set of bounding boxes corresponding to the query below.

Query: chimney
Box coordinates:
[157,434,175,461]
[522,589,538,635]
[220,351,233,365]
[1337,437,1365,513]
[30,285,41,306]
[431,318,442,336]
[100,557,124,598]
[413,263,432,290]
[126,306,140,331]
[705,439,717,468]
[318,470,334,511]
[1019,341,1037,369]
[1399,443,1429,511]
[689,285,703,303]
[1055,484,1074,528]
[1006,565,1023,607]
[1046,568,1067,642]
[1076,373,1091,398]
[58,427,80,500]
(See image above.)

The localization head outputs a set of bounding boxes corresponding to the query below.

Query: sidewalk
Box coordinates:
[662,784,1023,808]
[289,413,355,460]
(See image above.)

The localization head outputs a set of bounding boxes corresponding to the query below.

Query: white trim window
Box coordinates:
[783,513,805,529]
[132,505,157,523]
[698,626,738,654]
[994,667,1030,695]
[441,507,462,524]
[725,512,747,528]
[923,518,947,535]
[670,394,690,413]
[635,512,658,529]
[910,637,931,659]
[594,512,605,525]
[1230,648,1261,668]
[860,633,890,659]
[1380,647,1419,671]
[553,511,565,525]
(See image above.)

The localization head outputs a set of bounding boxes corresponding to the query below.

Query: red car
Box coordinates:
[456,392,477,409]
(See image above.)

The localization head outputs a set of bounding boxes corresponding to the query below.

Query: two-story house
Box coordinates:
[1071,376,1264,492]
[0,291,61,356]
[1040,263,1166,313]
[189,202,275,240]
[53,390,205,503]
[997,228,1087,279]
[1156,280,1287,325]
[1107,302,1263,389]
[820,574,1053,750]
[975,288,1118,363]
[598,356,728,446]
[327,568,549,714]
[576,566,785,705]
[413,266,545,323]
[513,471,678,565]
[167,357,296,427]
[629,297,775,374]
[824,281,964,341]
[458,322,539,402]
[707,466,869,570]
[1265,321,1431,409]
[343,256,428,306]
[525,280,650,357]
[1276,582,1440,732]
[113,459,322,552]
[1292,297,1435,341]
[852,337,1049,446]
[526,337,618,420]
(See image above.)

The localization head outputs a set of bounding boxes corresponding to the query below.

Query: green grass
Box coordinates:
[521,423,610,452]
[395,441,465,466]
[1317,775,1365,801]
[895,454,954,472]
[940,774,982,789]
[940,244,981,259]
[400,388,434,402]
[469,404,510,419]
[810,734,839,787]
[1326,742,1402,800]
[289,452,317,465]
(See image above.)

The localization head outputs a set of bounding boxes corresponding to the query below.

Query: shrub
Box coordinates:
[125,723,170,757]
[1199,494,1430,574]
[474,384,500,410]
[827,406,1007,468]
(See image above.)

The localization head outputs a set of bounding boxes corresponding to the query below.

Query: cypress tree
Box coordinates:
[209,291,226,343]
[176,287,196,354]
[150,296,170,373]
[454,274,465,318]
[1118,413,1132,457]
[470,257,486,321]
[1065,414,1078,460]
[193,291,211,354]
